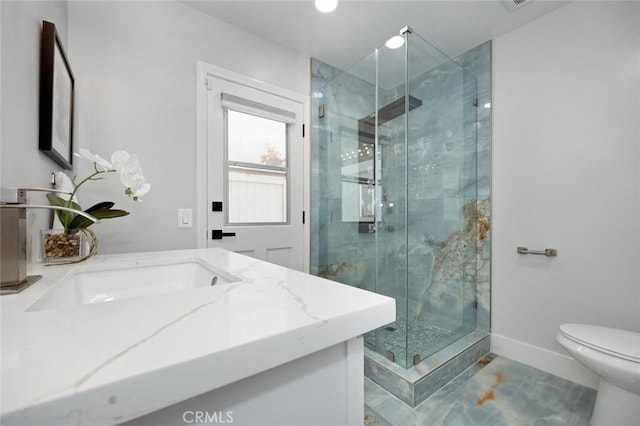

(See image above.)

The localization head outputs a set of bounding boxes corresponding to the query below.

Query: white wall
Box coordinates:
[1,1,69,260]
[1,0,309,258]
[492,0,640,387]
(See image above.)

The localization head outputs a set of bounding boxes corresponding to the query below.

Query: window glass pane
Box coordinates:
[228,168,287,223]
[227,110,287,166]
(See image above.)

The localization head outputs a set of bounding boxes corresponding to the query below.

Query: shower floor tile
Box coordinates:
[372,315,460,365]
[364,355,596,425]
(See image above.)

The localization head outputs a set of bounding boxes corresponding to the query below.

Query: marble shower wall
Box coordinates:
[310,41,491,358]
[310,56,378,295]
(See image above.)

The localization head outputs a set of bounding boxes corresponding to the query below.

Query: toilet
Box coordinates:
[557,323,640,426]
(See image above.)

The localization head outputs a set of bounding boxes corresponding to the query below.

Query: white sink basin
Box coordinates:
[28,258,240,311]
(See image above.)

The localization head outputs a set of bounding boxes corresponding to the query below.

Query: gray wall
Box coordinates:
[1,1,69,260]
[492,0,639,385]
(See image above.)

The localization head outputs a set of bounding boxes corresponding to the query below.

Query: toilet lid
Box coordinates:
[559,324,640,362]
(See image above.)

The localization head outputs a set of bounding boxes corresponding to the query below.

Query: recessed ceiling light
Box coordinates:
[385,35,405,49]
[315,0,338,13]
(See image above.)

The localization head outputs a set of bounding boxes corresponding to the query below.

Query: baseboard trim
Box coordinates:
[490,333,598,389]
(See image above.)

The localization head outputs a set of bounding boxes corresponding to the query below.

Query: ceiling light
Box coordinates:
[385,35,405,49]
[315,0,338,13]
[483,103,491,109]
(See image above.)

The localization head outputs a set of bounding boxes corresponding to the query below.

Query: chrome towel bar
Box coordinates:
[517,246,558,257]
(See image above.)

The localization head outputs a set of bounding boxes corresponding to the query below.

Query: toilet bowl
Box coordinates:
[557,323,640,426]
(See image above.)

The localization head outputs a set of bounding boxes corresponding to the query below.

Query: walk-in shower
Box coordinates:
[311,28,491,406]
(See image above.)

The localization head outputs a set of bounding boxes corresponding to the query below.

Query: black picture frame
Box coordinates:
[39,20,74,170]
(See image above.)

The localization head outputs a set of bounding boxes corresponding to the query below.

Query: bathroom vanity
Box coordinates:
[0,249,395,425]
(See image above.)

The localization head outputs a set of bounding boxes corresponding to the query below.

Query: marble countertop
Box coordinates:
[0,248,395,425]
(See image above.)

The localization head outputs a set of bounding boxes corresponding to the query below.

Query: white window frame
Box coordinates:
[223,106,291,226]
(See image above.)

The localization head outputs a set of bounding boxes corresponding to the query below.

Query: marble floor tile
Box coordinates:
[365,404,393,426]
[365,355,596,426]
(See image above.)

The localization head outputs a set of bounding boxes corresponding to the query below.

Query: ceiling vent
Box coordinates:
[501,0,534,12]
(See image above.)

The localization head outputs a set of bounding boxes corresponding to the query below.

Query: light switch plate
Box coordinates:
[178,208,192,228]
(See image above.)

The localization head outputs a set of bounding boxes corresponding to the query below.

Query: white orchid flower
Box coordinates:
[111,151,150,202]
[110,150,131,172]
[74,148,113,171]
[119,154,144,188]
[131,181,151,201]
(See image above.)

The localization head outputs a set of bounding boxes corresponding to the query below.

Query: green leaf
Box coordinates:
[67,217,92,230]
[67,208,129,230]
[46,193,81,229]
[46,193,82,210]
[85,201,115,213]
[91,209,129,220]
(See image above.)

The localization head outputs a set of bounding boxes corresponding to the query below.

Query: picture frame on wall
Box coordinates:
[39,20,74,170]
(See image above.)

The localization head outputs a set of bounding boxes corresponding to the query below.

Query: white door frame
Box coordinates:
[196,62,310,272]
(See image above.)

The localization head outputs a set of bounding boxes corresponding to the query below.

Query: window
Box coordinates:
[225,108,290,224]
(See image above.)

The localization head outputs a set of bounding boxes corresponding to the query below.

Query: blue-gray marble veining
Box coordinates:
[365,355,596,425]
[310,38,491,372]
[365,334,490,407]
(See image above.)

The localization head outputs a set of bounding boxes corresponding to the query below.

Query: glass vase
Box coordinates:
[42,228,98,265]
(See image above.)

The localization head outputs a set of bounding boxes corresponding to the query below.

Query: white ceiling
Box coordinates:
[181,0,571,71]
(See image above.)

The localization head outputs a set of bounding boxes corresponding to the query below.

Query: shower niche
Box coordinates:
[311,29,492,406]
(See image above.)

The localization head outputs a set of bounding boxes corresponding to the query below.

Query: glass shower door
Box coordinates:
[372,41,411,367]
[405,31,479,364]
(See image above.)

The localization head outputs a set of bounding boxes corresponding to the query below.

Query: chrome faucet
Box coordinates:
[0,187,99,294]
